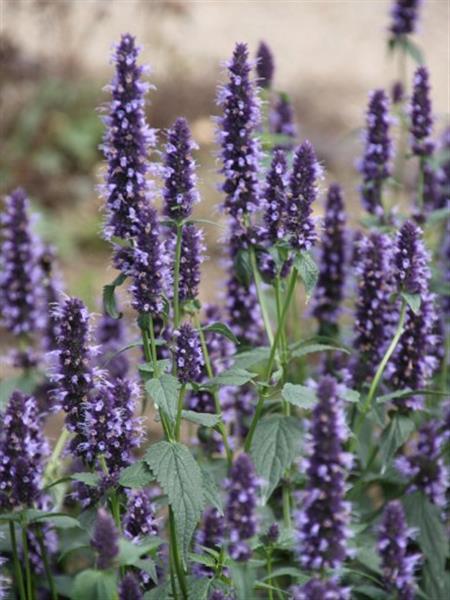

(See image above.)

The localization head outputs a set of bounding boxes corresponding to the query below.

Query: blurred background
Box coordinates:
[1,0,449,308]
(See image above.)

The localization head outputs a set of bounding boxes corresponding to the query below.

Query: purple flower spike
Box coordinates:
[39,245,64,352]
[270,93,297,149]
[410,66,433,157]
[396,421,448,507]
[225,453,259,561]
[97,312,129,380]
[390,0,422,37]
[255,41,274,89]
[359,90,392,217]
[175,322,204,384]
[378,501,420,600]
[119,573,143,600]
[217,43,261,218]
[163,117,199,221]
[91,508,119,570]
[312,184,347,332]
[392,80,405,104]
[290,578,350,600]
[102,34,156,240]
[123,489,159,542]
[394,220,429,294]
[287,140,320,251]
[194,507,225,575]
[0,188,41,335]
[263,149,288,243]
[178,224,205,302]
[437,126,450,210]
[296,376,352,572]
[129,204,165,316]
[0,391,48,509]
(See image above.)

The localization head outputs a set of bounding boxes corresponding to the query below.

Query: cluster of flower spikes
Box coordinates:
[312,183,347,335]
[0,188,42,335]
[295,376,352,580]
[359,89,393,218]
[377,501,420,599]
[396,420,448,508]
[174,322,204,384]
[388,220,438,410]
[349,232,396,387]
[410,66,433,157]
[390,0,422,37]
[224,453,259,561]
[193,507,225,576]
[101,33,156,241]
[286,139,320,251]
[96,310,129,380]
[91,507,119,570]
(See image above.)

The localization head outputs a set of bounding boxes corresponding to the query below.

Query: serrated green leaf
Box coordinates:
[119,461,154,489]
[186,576,211,600]
[209,367,256,387]
[146,374,180,423]
[33,514,81,529]
[352,585,388,599]
[145,441,204,560]
[182,410,221,428]
[201,468,224,515]
[379,414,414,465]
[261,566,309,583]
[281,383,316,409]
[232,347,271,369]
[229,562,257,600]
[71,472,101,487]
[135,557,158,585]
[102,272,127,319]
[118,538,162,567]
[202,322,239,345]
[291,343,350,358]
[294,251,319,302]
[234,249,252,287]
[72,569,117,600]
[401,291,421,315]
[250,415,300,502]
[342,388,360,403]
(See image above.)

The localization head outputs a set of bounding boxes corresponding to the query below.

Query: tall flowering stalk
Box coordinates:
[263,149,288,244]
[389,0,422,38]
[410,66,433,158]
[178,224,205,303]
[270,93,297,150]
[91,508,119,570]
[39,245,63,352]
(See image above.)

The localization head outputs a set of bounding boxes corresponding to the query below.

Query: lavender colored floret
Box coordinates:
[91,507,119,570]
[123,489,159,542]
[359,90,392,217]
[287,140,320,251]
[263,149,288,243]
[270,93,297,149]
[178,224,205,302]
[102,34,156,240]
[390,0,422,37]
[119,573,143,600]
[225,453,259,561]
[296,376,352,572]
[0,188,41,335]
[410,66,433,157]
[312,184,347,332]
[290,578,350,600]
[163,117,199,220]
[175,322,204,384]
[377,501,420,600]
[217,42,261,217]
[255,40,274,89]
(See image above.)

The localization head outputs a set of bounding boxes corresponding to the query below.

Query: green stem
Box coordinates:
[417,156,425,210]
[169,508,188,600]
[267,550,274,600]
[175,385,186,440]
[9,522,26,600]
[36,525,57,600]
[168,541,179,600]
[21,523,34,600]
[173,223,184,330]
[250,247,274,345]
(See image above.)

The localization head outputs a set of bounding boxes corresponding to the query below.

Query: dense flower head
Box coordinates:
[178,224,205,302]
[119,573,143,600]
[270,93,297,149]
[296,376,352,571]
[255,40,274,89]
[350,233,396,387]
[396,420,448,507]
[175,322,204,384]
[39,245,63,352]
[96,312,129,380]
[0,391,48,509]
[312,184,347,332]
[91,508,119,570]
[377,501,420,599]
[394,220,429,295]
[217,42,261,217]
[0,188,41,335]
[263,149,288,243]
[410,66,433,157]
[123,489,159,542]
[194,507,225,575]
[225,453,259,561]
[287,140,320,250]
[390,0,422,37]
[163,117,199,220]
[129,204,165,316]
[290,578,350,600]
[359,90,392,217]
[102,33,156,240]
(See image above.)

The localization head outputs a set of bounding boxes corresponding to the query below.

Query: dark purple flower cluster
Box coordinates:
[263,149,288,243]
[217,42,261,217]
[270,93,297,149]
[287,140,320,251]
[377,501,420,599]
[101,34,156,240]
[178,224,205,302]
[225,453,259,561]
[312,184,347,332]
[359,90,392,217]
[420,159,440,213]
[194,507,225,575]
[396,421,448,507]
[163,117,199,221]
[261,523,280,545]
[392,80,405,104]
[123,489,159,542]
[91,508,119,570]
[0,188,41,335]
[410,66,433,157]
[390,0,422,37]
[290,578,350,600]
[394,220,429,294]
[119,573,143,600]
[175,322,204,384]
[437,126,450,209]
[97,311,129,380]
[255,41,274,89]
[39,245,63,352]
[0,391,48,509]
[350,233,395,387]
[296,376,352,571]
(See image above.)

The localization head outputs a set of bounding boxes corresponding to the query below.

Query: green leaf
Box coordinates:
[294,251,319,302]
[71,472,101,487]
[201,468,224,515]
[145,374,181,423]
[209,367,256,387]
[119,461,154,489]
[229,562,257,600]
[202,322,239,345]
[118,538,162,567]
[145,441,204,559]
[186,576,212,600]
[401,291,421,315]
[281,383,316,409]
[376,387,443,403]
[72,569,117,600]
[401,37,424,64]
[32,514,81,529]
[143,581,172,600]
[342,388,360,403]
[181,410,221,428]
[250,415,300,502]
[135,558,158,585]
[0,372,43,410]
[291,343,350,358]
[234,249,252,286]
[352,585,388,599]
[379,414,415,465]
[232,347,271,369]
[261,566,309,583]
[102,272,127,319]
